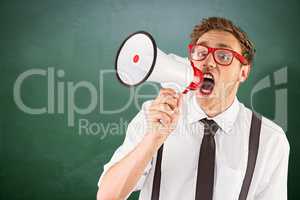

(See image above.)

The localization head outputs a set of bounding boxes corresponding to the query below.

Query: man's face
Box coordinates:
[191,30,250,115]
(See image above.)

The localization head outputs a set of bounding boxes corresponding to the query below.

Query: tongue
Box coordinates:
[201,78,214,91]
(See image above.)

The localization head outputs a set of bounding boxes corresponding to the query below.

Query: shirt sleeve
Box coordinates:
[254,132,290,200]
[97,101,153,192]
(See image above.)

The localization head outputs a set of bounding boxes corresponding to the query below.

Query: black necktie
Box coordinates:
[195,118,219,200]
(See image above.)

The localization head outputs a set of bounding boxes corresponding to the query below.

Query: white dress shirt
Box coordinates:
[98,94,290,200]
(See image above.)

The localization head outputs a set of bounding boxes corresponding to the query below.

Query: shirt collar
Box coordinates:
[186,94,240,135]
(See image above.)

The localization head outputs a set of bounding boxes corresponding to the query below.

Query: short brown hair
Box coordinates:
[190,17,255,64]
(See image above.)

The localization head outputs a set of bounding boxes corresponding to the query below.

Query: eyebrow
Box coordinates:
[197,41,234,50]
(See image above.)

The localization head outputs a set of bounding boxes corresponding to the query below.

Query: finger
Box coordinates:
[171,109,180,124]
[170,95,182,124]
[159,88,177,97]
[154,95,178,109]
[165,97,178,110]
[147,111,172,125]
[177,94,183,111]
[149,103,174,116]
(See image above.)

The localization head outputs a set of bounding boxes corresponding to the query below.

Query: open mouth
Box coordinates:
[199,73,215,95]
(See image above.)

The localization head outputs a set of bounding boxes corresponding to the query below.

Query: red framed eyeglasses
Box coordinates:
[188,44,248,66]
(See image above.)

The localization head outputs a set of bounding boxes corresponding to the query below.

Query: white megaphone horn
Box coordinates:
[115,31,203,93]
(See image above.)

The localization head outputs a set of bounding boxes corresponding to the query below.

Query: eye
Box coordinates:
[216,51,232,62]
[197,50,207,58]
[190,46,208,60]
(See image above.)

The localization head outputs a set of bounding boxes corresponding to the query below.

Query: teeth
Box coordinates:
[204,73,213,80]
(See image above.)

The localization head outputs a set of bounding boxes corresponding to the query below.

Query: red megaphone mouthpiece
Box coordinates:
[182,61,203,94]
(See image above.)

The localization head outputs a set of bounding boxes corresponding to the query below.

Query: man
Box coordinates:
[97,17,290,200]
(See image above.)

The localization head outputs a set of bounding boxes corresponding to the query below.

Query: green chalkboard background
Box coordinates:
[1,0,299,199]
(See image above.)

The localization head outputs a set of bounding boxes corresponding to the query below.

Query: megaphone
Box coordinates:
[115,31,203,93]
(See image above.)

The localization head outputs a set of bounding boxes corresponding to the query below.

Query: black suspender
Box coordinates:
[238,113,262,200]
[151,144,164,200]
[150,112,262,200]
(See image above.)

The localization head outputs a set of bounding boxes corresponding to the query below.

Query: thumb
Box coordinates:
[176,94,183,113]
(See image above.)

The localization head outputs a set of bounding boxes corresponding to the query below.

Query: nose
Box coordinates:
[202,53,217,71]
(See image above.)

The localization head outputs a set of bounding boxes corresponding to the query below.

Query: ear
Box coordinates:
[239,64,251,82]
